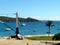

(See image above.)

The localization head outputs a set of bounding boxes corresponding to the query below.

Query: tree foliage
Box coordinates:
[46,21,53,36]
[46,21,52,27]
[52,33,60,40]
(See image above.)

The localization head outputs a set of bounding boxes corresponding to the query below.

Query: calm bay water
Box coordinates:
[0,21,60,37]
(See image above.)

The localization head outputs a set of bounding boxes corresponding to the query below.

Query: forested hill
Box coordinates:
[0,16,40,22]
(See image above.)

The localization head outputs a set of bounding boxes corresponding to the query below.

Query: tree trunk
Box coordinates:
[48,27,50,37]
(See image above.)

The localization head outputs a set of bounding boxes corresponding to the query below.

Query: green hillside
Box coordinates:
[0,16,40,22]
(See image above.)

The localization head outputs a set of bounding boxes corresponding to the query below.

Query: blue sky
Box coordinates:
[0,0,60,20]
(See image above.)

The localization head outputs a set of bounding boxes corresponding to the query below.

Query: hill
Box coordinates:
[0,16,40,22]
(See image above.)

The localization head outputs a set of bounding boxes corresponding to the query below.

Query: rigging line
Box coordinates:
[0,28,15,33]
[3,22,15,32]
[0,13,16,15]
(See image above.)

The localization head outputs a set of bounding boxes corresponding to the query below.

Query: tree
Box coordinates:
[52,33,60,40]
[46,21,53,37]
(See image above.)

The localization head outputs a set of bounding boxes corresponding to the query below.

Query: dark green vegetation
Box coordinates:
[52,33,60,40]
[26,36,53,40]
[54,43,60,45]
[0,16,40,22]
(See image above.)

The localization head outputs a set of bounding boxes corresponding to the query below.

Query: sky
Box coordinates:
[0,0,60,20]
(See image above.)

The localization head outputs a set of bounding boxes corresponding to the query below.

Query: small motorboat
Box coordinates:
[33,30,36,32]
[5,28,11,31]
[21,23,26,27]
[0,21,4,23]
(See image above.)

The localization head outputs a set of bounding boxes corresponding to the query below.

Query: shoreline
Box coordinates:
[23,34,54,37]
[0,34,59,45]
[0,34,54,39]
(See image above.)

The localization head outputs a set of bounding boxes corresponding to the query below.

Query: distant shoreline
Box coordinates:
[0,16,40,22]
[0,34,54,39]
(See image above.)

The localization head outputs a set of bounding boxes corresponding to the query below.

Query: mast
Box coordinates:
[16,12,19,38]
[16,12,19,28]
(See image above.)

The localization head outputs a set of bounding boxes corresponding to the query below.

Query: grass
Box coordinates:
[26,36,53,40]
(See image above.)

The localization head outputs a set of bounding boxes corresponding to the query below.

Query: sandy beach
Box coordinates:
[0,38,52,45]
[0,35,59,45]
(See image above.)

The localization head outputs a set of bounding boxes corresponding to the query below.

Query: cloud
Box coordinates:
[31,16,60,21]
[49,16,60,21]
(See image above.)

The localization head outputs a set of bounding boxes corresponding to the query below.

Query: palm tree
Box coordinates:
[46,21,53,37]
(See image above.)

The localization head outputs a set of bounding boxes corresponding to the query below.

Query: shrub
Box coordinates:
[52,33,60,40]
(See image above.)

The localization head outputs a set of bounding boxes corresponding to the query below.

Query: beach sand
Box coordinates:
[0,38,52,45]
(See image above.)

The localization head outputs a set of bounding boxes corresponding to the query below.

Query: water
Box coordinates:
[0,21,60,37]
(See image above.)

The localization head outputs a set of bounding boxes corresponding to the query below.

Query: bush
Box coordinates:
[52,33,60,40]
[54,43,60,45]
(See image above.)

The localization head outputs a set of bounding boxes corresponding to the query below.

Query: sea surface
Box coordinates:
[0,21,60,37]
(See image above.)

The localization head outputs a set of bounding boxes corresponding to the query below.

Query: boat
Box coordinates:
[5,28,11,31]
[21,23,26,27]
[0,21,4,23]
